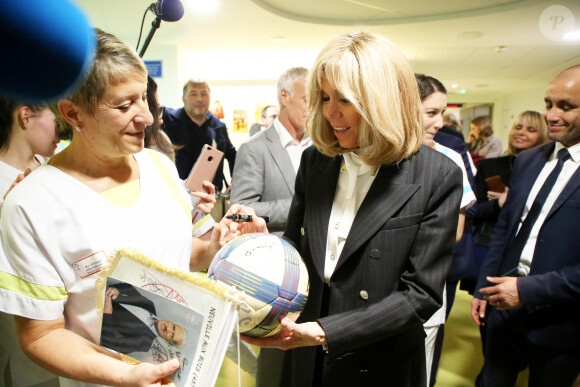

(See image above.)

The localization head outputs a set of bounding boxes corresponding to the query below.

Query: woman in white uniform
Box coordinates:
[0,29,265,387]
[0,99,69,386]
[416,74,476,385]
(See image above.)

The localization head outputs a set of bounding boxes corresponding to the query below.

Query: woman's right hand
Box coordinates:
[213,204,269,246]
[241,318,326,350]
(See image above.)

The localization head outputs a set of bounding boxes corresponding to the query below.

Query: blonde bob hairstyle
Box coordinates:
[506,110,548,156]
[67,28,148,115]
[307,30,423,166]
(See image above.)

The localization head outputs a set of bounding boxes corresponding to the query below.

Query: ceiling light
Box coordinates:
[187,0,218,14]
[451,84,458,89]
[495,45,508,53]
[563,31,580,40]
[459,89,467,94]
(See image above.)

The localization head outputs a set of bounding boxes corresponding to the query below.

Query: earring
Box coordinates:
[75,127,81,132]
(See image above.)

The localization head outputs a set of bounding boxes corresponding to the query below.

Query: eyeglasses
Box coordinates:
[158,105,165,119]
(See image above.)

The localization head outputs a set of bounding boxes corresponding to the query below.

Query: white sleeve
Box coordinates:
[0,199,67,320]
[192,214,215,237]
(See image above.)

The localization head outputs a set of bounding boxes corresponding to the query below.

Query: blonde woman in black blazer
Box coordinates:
[244,30,462,387]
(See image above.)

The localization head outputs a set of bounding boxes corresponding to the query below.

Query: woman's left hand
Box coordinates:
[487,187,508,207]
[190,181,216,215]
[241,317,326,350]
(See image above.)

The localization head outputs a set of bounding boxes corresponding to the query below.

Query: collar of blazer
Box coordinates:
[336,159,420,272]
[307,152,421,280]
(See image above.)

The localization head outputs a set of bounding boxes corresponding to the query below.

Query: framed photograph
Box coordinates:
[96,248,239,387]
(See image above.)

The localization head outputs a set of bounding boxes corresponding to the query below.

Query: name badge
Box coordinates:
[72,251,106,278]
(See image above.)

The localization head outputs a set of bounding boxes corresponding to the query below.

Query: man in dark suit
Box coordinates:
[162,79,236,192]
[101,283,186,354]
[471,65,580,386]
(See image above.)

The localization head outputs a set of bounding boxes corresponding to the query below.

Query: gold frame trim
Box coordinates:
[96,248,233,316]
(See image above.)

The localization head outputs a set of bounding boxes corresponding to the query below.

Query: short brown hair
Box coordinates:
[182,79,210,96]
[68,28,148,115]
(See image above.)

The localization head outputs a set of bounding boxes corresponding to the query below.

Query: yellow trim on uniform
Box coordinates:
[0,271,67,301]
[146,149,192,223]
[100,179,140,207]
[192,214,212,233]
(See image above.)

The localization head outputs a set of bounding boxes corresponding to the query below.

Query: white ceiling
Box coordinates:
[75,0,580,102]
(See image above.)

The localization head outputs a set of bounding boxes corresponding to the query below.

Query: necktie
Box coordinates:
[500,148,570,276]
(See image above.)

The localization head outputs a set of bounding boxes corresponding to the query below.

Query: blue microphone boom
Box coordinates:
[139,0,184,58]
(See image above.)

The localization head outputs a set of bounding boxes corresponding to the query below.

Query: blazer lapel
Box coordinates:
[335,161,420,272]
[507,144,553,233]
[308,155,342,281]
[265,126,296,194]
[546,158,580,218]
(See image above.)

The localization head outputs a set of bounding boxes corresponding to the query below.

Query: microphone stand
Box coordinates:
[139,17,161,58]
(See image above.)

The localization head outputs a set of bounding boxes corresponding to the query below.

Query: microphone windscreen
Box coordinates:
[156,0,185,22]
[0,0,95,102]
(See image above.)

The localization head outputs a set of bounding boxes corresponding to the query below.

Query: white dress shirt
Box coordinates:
[273,118,312,173]
[324,152,378,282]
[517,142,580,275]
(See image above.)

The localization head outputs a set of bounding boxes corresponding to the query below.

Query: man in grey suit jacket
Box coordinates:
[231,67,311,386]
[232,67,311,235]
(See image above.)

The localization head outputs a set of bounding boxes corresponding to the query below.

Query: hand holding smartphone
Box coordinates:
[484,175,506,193]
[185,145,224,192]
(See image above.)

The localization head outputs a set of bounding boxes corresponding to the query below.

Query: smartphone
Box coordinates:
[484,175,506,193]
[185,145,224,192]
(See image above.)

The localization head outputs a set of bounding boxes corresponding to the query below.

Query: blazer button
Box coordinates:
[369,249,380,259]
[360,290,369,300]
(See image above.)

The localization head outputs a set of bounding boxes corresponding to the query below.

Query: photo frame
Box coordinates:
[96,248,240,387]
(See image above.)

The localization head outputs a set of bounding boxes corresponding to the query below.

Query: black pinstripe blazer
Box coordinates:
[281,145,462,386]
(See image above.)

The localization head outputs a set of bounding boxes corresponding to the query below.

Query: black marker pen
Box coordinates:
[225,214,270,223]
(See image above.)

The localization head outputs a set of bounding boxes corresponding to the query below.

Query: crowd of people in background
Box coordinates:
[0,25,579,387]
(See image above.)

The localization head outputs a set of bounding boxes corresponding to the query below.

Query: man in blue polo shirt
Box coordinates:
[163,79,236,192]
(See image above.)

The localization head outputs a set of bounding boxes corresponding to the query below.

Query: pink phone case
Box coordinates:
[185,145,224,192]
